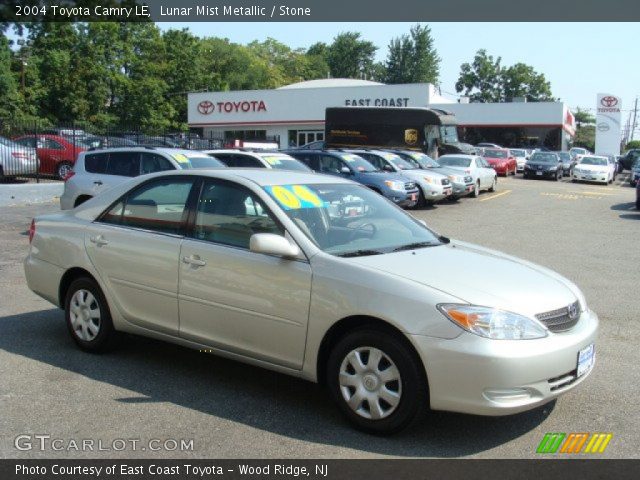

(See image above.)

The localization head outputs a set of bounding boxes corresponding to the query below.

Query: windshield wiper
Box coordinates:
[337,249,385,258]
[392,241,440,252]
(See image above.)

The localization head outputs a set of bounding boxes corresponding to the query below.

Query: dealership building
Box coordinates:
[187,79,576,150]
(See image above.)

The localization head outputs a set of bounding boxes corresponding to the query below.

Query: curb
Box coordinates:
[0,183,64,207]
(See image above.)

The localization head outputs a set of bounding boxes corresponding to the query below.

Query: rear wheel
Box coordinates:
[64,277,119,352]
[414,187,427,208]
[327,328,428,434]
[56,161,73,180]
[488,177,497,192]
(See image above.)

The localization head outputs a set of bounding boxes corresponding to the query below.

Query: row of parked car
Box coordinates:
[60,146,502,211]
[0,131,223,180]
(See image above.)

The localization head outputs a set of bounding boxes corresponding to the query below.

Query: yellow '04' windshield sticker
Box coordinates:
[264,156,283,165]
[173,153,190,164]
[264,185,324,210]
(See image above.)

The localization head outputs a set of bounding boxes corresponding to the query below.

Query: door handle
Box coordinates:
[182,255,206,267]
[89,235,109,246]
[94,181,103,186]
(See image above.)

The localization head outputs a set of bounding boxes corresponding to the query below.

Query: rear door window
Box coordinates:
[232,154,263,168]
[106,152,140,177]
[140,153,175,175]
[84,153,109,174]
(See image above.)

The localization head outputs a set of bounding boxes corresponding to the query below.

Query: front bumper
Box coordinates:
[451,181,474,197]
[410,309,598,416]
[419,182,452,202]
[573,172,608,183]
[524,169,558,179]
[387,188,420,207]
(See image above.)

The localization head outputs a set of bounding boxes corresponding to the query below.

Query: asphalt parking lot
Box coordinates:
[0,174,638,459]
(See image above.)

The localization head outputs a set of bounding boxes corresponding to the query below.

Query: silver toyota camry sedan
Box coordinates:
[24,169,597,434]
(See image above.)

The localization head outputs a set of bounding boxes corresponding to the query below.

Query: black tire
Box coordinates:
[56,161,73,180]
[636,198,640,210]
[64,277,119,353]
[471,180,480,198]
[414,186,427,208]
[326,328,428,434]
[488,177,497,192]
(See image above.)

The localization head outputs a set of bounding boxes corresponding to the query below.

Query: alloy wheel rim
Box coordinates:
[339,346,402,420]
[58,163,71,178]
[69,289,101,341]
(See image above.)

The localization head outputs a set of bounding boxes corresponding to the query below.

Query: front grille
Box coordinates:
[535,301,580,332]
[404,182,416,190]
[441,178,450,186]
[548,369,578,392]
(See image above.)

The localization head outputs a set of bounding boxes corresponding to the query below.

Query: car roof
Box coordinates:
[83,147,209,156]
[129,168,353,187]
[202,149,287,157]
[440,154,479,159]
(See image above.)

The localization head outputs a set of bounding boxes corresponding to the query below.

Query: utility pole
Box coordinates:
[631,97,638,142]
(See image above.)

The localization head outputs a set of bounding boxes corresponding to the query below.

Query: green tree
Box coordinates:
[326,32,377,79]
[501,63,554,102]
[574,107,595,125]
[0,32,20,122]
[455,49,555,103]
[574,125,595,151]
[455,49,503,102]
[384,25,439,84]
[625,140,640,150]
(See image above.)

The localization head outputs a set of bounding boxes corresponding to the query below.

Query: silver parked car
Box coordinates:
[60,147,225,209]
[0,136,38,179]
[25,169,597,433]
[437,154,498,197]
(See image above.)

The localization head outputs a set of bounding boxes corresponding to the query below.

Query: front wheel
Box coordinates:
[488,177,497,192]
[65,277,119,352]
[471,181,480,198]
[327,328,428,434]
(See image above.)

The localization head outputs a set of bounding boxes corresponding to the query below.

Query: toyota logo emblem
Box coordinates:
[568,303,578,320]
[600,96,618,108]
[197,100,215,115]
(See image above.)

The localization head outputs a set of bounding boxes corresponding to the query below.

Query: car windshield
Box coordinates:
[338,153,378,172]
[260,155,310,171]
[557,152,571,161]
[579,157,607,166]
[384,153,417,170]
[407,152,440,168]
[170,152,225,169]
[439,125,459,143]
[438,156,471,167]
[485,149,508,158]
[570,148,587,155]
[263,183,443,256]
[530,153,557,163]
[510,149,526,157]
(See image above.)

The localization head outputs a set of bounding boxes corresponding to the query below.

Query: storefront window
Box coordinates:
[458,126,564,150]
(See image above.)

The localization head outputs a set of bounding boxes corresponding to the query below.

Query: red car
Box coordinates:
[12,134,87,179]
[483,148,517,176]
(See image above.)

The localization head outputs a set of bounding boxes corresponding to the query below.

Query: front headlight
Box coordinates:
[384,180,405,191]
[447,175,460,182]
[549,166,557,171]
[437,304,548,340]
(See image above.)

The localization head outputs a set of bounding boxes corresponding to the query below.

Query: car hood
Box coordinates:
[357,171,407,183]
[527,163,556,169]
[430,167,471,181]
[347,240,578,317]
[396,169,447,181]
[486,157,507,164]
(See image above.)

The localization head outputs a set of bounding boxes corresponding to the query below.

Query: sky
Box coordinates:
[158,22,640,120]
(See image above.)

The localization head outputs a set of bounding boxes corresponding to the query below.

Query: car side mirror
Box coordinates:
[250,233,300,258]
[383,164,393,172]
[340,166,351,174]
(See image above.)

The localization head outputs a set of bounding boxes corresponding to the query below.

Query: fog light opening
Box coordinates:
[483,388,536,404]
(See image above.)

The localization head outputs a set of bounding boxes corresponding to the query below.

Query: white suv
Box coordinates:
[203,149,311,171]
[60,147,225,209]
